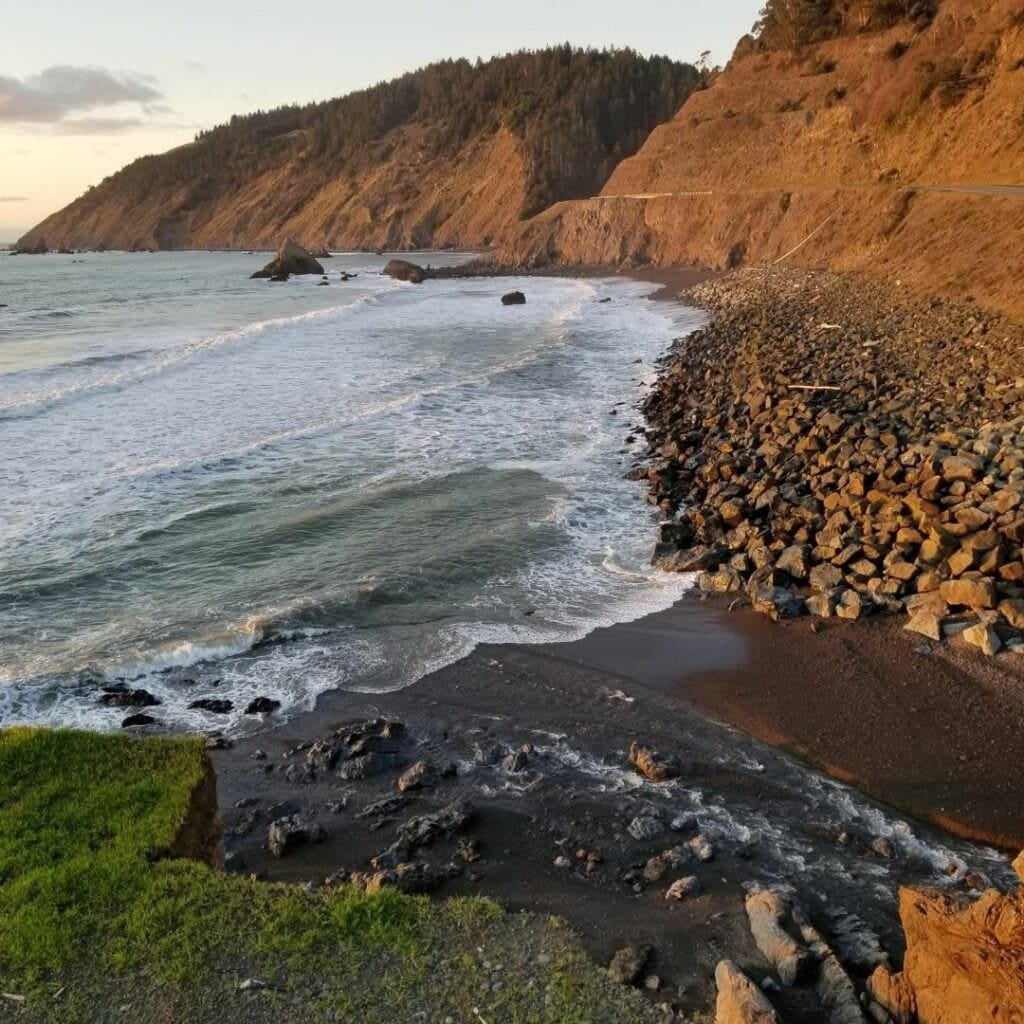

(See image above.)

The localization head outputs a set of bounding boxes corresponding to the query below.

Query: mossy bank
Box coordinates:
[0,728,669,1024]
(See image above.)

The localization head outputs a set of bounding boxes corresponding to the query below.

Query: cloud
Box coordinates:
[0,65,163,126]
[49,117,144,135]
[0,196,28,202]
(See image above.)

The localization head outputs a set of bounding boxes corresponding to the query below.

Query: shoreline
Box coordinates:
[208,255,1024,850]
[208,260,1021,1019]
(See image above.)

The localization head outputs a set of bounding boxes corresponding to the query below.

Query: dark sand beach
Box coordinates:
[212,592,1020,1017]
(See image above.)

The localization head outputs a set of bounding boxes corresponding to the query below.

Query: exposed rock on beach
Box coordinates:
[382,258,427,284]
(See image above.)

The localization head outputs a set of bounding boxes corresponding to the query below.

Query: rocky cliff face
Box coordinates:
[881,884,1024,1023]
[502,0,1024,316]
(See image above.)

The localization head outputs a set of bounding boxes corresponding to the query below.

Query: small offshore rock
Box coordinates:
[383,259,426,284]
[188,698,233,714]
[121,713,157,728]
[245,697,281,715]
[250,238,324,279]
[100,686,160,708]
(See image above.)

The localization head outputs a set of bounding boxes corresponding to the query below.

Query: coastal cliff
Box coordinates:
[501,0,1024,316]
[15,48,697,254]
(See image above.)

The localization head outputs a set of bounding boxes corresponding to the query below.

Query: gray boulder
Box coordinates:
[267,813,326,858]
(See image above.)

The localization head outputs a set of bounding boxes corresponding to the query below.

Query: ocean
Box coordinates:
[0,250,700,734]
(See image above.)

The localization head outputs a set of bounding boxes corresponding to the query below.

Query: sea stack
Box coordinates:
[250,239,325,280]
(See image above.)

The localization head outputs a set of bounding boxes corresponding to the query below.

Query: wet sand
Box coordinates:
[540,596,1024,850]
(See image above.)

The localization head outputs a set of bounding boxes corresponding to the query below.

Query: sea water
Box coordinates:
[0,250,700,733]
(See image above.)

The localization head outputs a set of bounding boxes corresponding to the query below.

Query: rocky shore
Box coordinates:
[641,267,1024,657]
[211,601,1021,1023]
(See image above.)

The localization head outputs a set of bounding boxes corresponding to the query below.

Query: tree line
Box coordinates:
[744,0,938,51]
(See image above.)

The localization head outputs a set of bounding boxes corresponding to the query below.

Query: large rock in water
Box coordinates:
[250,239,325,279]
[382,259,426,284]
[887,884,1024,1023]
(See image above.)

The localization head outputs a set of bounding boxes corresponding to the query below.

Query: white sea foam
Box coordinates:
[0,286,396,417]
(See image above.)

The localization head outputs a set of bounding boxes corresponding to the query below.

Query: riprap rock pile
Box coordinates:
[641,267,1024,655]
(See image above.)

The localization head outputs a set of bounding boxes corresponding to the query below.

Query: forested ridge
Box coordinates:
[42,46,699,242]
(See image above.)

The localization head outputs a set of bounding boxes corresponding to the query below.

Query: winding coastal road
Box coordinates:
[596,182,1024,200]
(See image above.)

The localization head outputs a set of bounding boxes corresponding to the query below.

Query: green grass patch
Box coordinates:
[0,729,663,1023]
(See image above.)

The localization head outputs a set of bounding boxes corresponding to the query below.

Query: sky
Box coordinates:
[0,0,763,241]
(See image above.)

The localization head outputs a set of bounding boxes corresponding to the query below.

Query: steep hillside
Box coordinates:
[503,0,1024,316]
[17,48,698,253]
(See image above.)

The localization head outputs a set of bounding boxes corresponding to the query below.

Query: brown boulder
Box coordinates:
[628,742,681,782]
[383,259,426,284]
[998,599,1024,630]
[714,960,780,1024]
[940,454,983,483]
[867,964,916,1024]
[905,609,943,641]
[961,621,1002,655]
[940,577,997,609]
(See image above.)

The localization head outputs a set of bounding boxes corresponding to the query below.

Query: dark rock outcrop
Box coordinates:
[188,699,233,714]
[250,239,325,279]
[100,686,160,708]
[383,259,426,284]
[245,697,281,715]
[608,945,652,986]
[13,238,48,255]
[267,813,326,858]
